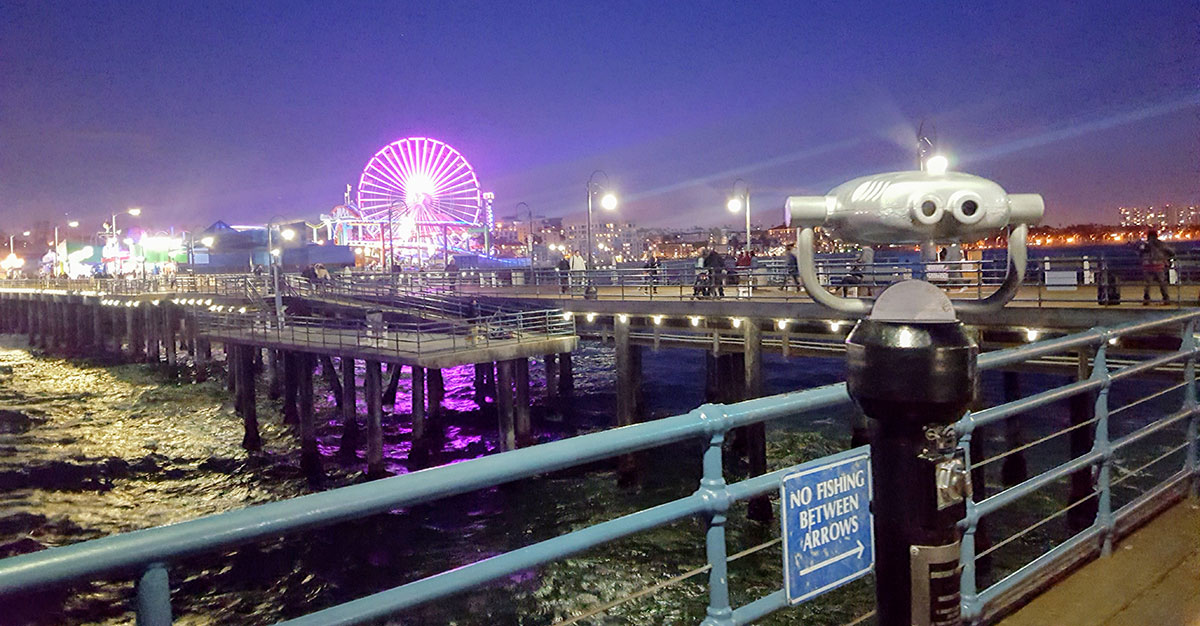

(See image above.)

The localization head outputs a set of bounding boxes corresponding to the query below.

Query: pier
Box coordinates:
[0,273,1197,624]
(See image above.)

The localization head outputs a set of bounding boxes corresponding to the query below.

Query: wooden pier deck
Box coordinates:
[1001,500,1200,626]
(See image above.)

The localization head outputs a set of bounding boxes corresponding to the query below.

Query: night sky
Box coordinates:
[1,1,1196,232]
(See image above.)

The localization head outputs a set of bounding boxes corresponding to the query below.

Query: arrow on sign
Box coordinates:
[798,540,866,576]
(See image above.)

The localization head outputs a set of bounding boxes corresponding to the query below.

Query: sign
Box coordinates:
[781,447,874,604]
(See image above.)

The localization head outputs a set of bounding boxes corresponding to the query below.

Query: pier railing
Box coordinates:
[0,274,269,299]
[0,312,1196,624]
[191,307,574,358]
[327,253,1200,307]
[5,252,1200,308]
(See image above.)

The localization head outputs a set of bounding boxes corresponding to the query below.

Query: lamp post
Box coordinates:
[727,178,751,252]
[266,217,293,326]
[586,170,618,270]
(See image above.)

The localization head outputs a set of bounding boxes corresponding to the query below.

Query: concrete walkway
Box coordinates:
[1001,499,1200,626]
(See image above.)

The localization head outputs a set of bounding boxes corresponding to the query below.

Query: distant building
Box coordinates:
[564,220,643,263]
[1118,205,1199,228]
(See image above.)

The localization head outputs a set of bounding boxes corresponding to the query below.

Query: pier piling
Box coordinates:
[497,360,516,452]
[298,352,321,480]
[365,360,384,477]
[340,357,358,460]
[515,358,531,446]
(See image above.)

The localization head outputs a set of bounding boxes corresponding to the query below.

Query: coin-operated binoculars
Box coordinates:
[785,168,1043,626]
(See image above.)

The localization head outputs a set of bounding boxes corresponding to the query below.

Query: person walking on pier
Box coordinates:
[1138,229,1174,305]
[556,255,570,294]
[784,243,801,292]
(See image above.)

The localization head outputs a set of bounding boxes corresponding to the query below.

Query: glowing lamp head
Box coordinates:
[925,154,949,176]
[67,220,79,228]
[280,228,296,241]
[200,236,215,247]
[127,208,142,217]
[270,248,281,257]
[600,192,618,211]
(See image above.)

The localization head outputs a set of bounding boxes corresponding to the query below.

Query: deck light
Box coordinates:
[829,320,842,332]
[777,319,789,330]
[1025,328,1040,342]
[652,315,663,325]
[731,317,742,328]
[617,313,628,323]
[585,313,596,322]
[690,316,702,327]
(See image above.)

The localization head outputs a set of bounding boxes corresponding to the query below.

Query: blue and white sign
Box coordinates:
[781,447,874,604]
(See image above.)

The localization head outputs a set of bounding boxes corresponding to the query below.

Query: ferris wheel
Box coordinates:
[357,137,482,244]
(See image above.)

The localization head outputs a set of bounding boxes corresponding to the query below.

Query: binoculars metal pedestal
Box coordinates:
[845,281,975,626]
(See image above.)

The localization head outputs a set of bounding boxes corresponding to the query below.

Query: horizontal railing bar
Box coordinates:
[973,449,1104,519]
[974,417,1100,469]
[964,378,1105,432]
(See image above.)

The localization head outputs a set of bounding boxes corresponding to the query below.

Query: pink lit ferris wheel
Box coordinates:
[354,137,482,253]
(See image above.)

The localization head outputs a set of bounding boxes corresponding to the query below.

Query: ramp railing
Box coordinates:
[0,312,1195,624]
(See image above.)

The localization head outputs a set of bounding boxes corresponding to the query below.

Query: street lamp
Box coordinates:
[727,178,751,252]
[586,170,618,269]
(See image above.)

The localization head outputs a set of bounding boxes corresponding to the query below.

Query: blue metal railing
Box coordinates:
[0,311,1197,624]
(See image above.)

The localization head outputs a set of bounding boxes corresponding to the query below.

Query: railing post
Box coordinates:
[1090,341,1113,556]
[957,413,981,625]
[135,562,172,626]
[698,408,733,626]
[1183,319,1198,501]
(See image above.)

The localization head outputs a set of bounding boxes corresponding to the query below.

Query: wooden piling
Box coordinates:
[382,363,402,408]
[743,318,771,522]
[496,360,516,452]
[558,352,573,393]
[165,306,177,367]
[298,352,321,480]
[340,357,358,460]
[1000,370,1027,486]
[235,345,261,451]
[411,365,426,442]
[365,360,384,477]
[514,357,531,446]
[545,354,558,400]
[428,368,444,419]
[282,350,299,425]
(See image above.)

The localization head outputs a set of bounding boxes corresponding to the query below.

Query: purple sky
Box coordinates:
[1,1,1196,233]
